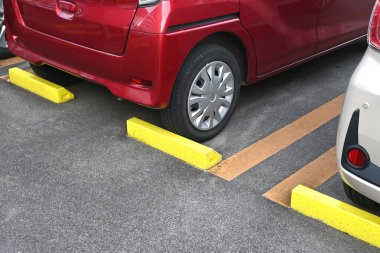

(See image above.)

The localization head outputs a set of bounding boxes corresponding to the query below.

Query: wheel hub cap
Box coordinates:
[187,61,235,131]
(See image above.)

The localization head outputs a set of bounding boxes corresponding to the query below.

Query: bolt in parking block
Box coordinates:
[291,185,380,248]
[127,117,222,170]
[9,68,74,104]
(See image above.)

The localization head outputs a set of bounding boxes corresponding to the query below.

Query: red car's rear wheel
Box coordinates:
[161,43,241,142]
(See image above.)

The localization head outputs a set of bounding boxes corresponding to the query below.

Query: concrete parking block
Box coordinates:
[9,68,74,104]
[291,185,380,248]
[127,117,222,170]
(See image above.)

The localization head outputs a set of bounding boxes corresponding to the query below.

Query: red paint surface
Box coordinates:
[4,0,375,108]
[317,0,375,51]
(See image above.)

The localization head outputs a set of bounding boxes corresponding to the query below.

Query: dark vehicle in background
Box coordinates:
[0,0,11,59]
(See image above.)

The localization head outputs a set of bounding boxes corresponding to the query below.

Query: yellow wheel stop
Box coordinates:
[127,117,222,170]
[291,185,380,248]
[9,67,74,104]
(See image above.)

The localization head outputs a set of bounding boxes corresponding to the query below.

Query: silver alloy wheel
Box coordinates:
[0,0,7,50]
[187,61,235,131]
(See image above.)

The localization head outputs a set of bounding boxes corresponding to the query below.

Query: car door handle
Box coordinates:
[57,0,76,13]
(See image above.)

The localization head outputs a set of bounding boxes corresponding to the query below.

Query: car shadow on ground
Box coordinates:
[63,41,367,156]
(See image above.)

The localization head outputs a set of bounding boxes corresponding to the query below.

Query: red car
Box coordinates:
[4,0,375,141]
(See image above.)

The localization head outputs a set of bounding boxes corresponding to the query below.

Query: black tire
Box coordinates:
[30,63,82,87]
[343,181,379,209]
[161,43,241,142]
[0,0,12,59]
[0,48,13,59]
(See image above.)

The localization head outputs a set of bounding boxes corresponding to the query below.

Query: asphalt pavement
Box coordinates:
[1,41,379,252]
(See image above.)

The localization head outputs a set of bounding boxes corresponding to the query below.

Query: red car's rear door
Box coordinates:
[240,0,319,75]
[317,0,375,52]
[17,0,138,55]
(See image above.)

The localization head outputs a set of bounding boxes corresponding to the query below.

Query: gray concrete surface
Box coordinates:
[1,41,379,252]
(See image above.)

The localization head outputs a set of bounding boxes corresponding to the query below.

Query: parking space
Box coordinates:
[1,41,379,252]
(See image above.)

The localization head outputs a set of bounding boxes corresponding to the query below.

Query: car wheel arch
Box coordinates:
[187,31,252,86]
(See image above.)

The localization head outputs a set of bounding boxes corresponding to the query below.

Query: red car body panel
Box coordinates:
[17,0,138,55]
[317,0,375,52]
[4,0,375,108]
[240,0,320,75]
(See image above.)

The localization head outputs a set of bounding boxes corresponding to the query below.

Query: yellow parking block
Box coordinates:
[127,117,222,170]
[291,185,380,248]
[9,68,74,104]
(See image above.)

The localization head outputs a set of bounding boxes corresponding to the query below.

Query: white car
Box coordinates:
[337,0,380,208]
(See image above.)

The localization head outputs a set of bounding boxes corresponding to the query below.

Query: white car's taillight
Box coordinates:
[139,0,160,6]
[369,0,380,49]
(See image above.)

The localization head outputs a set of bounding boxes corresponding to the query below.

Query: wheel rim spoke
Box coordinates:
[214,107,223,122]
[191,84,206,95]
[207,63,216,85]
[189,96,208,107]
[213,65,223,84]
[221,87,234,97]
[217,72,233,95]
[200,68,210,82]
[190,109,203,122]
[199,104,213,128]
[208,110,215,128]
[216,97,231,107]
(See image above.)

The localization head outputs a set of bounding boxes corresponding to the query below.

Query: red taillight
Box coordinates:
[347,148,367,168]
[131,78,152,87]
[369,0,380,49]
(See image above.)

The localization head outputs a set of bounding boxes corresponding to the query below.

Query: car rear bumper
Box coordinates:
[5,0,254,109]
[340,167,380,204]
[6,10,172,108]
[5,0,186,108]
[337,46,380,204]
[12,34,158,107]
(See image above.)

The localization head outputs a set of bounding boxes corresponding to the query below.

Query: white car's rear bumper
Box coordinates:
[337,46,380,204]
[340,166,380,204]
